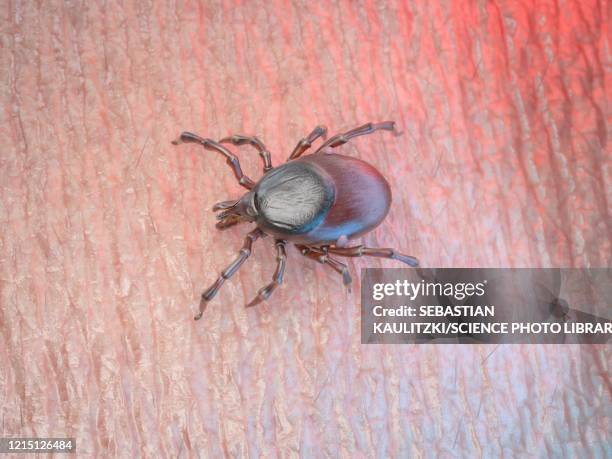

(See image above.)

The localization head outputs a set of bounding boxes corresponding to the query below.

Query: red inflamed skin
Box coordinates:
[1,1,609,457]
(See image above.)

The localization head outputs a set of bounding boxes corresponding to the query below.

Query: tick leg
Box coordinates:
[326,244,419,267]
[195,228,264,320]
[172,131,256,190]
[297,245,352,289]
[313,121,398,154]
[219,134,273,172]
[288,125,327,161]
[246,240,287,307]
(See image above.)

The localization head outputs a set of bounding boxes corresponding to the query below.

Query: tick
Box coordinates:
[172,121,419,319]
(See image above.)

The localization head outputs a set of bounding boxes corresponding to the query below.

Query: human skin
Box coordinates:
[0,0,609,457]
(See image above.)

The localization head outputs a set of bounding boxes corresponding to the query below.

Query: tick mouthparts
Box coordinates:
[214,195,257,222]
[216,209,235,220]
[212,199,239,211]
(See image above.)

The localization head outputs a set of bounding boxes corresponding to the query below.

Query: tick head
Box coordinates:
[214,191,258,225]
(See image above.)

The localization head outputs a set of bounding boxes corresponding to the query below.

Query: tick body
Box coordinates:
[246,154,391,244]
[172,121,419,319]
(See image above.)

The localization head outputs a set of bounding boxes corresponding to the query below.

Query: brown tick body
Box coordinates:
[172,121,419,320]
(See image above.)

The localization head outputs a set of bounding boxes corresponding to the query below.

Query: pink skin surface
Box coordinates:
[1,0,610,457]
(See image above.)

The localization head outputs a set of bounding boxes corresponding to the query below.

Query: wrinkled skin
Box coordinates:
[0,1,609,457]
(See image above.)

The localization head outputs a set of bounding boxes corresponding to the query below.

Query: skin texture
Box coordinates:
[1,0,610,457]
